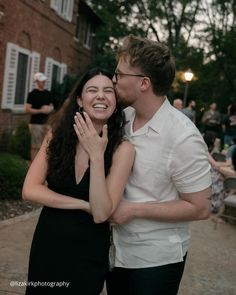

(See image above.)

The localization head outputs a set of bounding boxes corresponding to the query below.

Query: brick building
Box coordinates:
[0,0,102,133]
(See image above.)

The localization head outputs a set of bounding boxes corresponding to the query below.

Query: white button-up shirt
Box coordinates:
[113,98,211,268]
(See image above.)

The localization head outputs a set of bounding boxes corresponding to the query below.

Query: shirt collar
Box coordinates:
[147,97,170,134]
[126,98,171,136]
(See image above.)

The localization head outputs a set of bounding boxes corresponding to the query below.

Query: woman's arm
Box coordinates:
[22,134,90,212]
[89,140,135,223]
[74,112,135,223]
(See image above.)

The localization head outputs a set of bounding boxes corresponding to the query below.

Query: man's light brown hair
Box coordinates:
[117,35,175,96]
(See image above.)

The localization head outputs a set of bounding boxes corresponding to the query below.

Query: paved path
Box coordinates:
[0,210,235,294]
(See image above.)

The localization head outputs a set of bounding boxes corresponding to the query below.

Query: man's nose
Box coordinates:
[112,76,117,85]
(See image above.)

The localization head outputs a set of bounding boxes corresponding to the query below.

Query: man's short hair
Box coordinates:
[117,35,176,96]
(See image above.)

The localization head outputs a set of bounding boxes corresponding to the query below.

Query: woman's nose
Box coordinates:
[97,91,105,99]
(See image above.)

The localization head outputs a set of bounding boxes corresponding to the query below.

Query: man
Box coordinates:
[26,72,54,160]
[107,35,212,295]
[173,98,183,110]
[201,102,221,137]
[182,99,196,123]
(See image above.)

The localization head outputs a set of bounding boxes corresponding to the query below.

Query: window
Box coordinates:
[50,0,74,22]
[1,43,40,111]
[75,14,80,40]
[44,57,67,91]
[52,64,61,90]
[14,52,29,105]
[84,21,94,49]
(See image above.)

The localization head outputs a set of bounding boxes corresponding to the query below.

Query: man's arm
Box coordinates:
[111,130,212,225]
[111,187,211,225]
[25,103,53,114]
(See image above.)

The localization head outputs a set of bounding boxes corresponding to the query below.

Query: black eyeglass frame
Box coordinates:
[113,70,147,82]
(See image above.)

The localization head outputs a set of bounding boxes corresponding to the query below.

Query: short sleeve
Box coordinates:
[168,131,212,193]
[26,91,33,104]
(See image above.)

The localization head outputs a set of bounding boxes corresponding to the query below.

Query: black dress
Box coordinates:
[25,168,110,294]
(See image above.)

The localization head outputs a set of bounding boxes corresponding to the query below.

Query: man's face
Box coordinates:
[190,101,196,109]
[210,103,217,111]
[36,80,46,89]
[112,57,143,107]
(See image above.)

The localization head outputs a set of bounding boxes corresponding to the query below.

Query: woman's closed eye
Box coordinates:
[104,89,114,93]
[87,88,97,93]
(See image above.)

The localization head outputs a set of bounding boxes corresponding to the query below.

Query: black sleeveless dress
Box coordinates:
[25,168,110,294]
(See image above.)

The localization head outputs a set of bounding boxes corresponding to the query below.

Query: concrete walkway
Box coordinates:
[0,210,235,295]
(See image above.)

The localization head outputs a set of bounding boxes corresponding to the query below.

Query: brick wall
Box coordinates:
[0,0,96,134]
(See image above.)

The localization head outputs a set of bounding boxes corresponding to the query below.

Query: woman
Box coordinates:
[223,103,236,147]
[22,68,135,294]
[203,131,226,213]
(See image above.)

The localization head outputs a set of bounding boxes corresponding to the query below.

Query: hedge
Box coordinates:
[0,153,29,200]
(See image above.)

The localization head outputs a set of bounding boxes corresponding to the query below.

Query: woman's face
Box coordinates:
[77,74,116,124]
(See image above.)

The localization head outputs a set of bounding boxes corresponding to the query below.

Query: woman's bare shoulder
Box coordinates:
[114,140,135,158]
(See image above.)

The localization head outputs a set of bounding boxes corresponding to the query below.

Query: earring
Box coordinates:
[78,105,84,114]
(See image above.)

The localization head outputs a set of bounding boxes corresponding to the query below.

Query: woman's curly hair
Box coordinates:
[46,68,126,181]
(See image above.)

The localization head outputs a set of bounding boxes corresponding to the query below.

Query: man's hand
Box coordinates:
[110,200,136,225]
[41,105,54,114]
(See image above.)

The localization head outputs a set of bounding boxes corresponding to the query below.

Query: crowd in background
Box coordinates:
[173,98,236,215]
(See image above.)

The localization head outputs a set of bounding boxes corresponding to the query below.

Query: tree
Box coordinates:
[200,0,236,104]
[90,0,201,65]
[88,0,236,107]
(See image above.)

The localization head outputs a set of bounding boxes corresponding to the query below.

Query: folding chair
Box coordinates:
[220,177,236,223]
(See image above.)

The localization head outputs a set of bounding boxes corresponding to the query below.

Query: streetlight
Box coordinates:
[183,69,194,107]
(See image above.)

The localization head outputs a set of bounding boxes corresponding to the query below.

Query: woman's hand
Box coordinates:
[73,112,108,161]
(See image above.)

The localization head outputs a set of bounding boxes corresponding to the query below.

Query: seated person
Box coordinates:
[203,132,227,213]
[225,138,236,166]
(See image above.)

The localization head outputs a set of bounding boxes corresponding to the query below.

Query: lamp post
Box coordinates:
[183,69,194,107]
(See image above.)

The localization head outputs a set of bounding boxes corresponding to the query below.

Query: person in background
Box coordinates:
[182,99,196,124]
[222,103,236,147]
[106,34,212,295]
[203,131,226,214]
[22,68,135,294]
[25,72,54,161]
[226,138,236,166]
[201,102,221,138]
[173,98,183,110]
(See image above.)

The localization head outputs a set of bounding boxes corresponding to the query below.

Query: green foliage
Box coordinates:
[88,0,236,108]
[9,121,31,160]
[91,49,117,73]
[0,122,31,160]
[0,129,12,153]
[51,74,79,110]
[0,153,28,200]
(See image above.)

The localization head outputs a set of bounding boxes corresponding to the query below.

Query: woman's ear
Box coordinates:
[140,77,151,92]
[77,96,83,107]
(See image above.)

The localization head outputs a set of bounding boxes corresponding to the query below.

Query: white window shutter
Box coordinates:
[60,63,67,83]
[50,0,58,11]
[45,58,53,90]
[1,43,18,109]
[29,51,40,92]
[50,0,62,14]
[65,0,74,22]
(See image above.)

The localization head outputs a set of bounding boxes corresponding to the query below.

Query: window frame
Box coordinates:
[1,42,40,113]
[50,0,74,22]
[83,20,94,49]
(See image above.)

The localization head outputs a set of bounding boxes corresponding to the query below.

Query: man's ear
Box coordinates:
[140,77,151,92]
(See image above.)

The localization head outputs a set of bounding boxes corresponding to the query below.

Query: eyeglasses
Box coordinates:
[114,70,146,82]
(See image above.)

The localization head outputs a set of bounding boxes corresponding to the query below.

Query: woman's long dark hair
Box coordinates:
[47,68,125,180]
